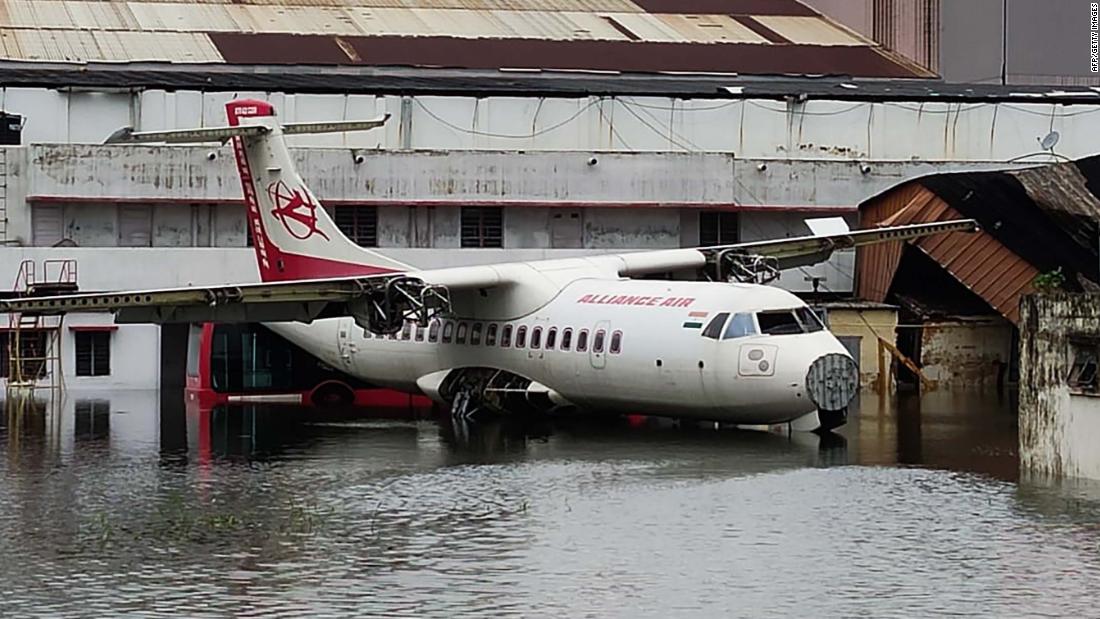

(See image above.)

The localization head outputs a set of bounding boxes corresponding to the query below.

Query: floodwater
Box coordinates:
[2,390,1099,618]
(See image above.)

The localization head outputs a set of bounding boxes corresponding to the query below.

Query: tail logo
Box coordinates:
[267,180,330,241]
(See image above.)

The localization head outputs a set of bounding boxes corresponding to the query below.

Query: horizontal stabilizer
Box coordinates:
[103,116,390,145]
[104,124,269,144]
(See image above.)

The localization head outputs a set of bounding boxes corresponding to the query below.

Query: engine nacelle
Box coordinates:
[348,276,451,334]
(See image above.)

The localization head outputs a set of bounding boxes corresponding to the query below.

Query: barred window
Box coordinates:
[75,331,111,376]
[461,207,503,248]
[334,206,378,247]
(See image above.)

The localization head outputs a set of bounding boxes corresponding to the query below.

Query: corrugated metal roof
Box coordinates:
[0,0,930,77]
[859,156,1100,325]
[0,28,221,62]
[753,15,864,46]
[650,14,766,44]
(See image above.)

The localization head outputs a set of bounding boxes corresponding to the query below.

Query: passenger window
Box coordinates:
[363,328,373,339]
[577,329,589,352]
[471,322,483,345]
[487,323,498,346]
[722,313,757,340]
[388,330,398,340]
[702,312,730,339]
[516,326,528,348]
[593,329,606,353]
[531,327,543,349]
[428,321,440,343]
[401,322,412,340]
[561,328,573,351]
[795,307,825,333]
[442,321,454,343]
[456,322,468,344]
[757,311,802,335]
[546,328,557,350]
[610,330,622,354]
[415,324,425,342]
[501,324,513,347]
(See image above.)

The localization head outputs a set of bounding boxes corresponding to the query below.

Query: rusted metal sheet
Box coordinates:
[209,32,931,77]
[857,182,931,301]
[631,0,818,16]
[861,179,1037,324]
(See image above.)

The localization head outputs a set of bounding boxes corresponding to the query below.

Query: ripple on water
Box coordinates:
[2,406,1100,618]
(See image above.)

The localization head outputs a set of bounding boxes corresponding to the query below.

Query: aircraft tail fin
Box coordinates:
[225,100,409,281]
[107,99,409,282]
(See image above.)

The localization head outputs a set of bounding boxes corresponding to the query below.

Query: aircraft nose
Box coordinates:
[805,353,859,412]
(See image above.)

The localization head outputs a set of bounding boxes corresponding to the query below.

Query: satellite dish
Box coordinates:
[1039,130,1060,150]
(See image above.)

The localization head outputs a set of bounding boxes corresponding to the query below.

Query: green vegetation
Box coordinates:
[1032,267,1066,292]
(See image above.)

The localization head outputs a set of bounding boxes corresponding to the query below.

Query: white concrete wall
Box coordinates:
[1061,394,1100,480]
[0,88,1096,161]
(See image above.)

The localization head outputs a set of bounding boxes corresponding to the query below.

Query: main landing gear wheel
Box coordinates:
[450,385,489,423]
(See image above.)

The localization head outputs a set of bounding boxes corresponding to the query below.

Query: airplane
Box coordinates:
[1,99,979,433]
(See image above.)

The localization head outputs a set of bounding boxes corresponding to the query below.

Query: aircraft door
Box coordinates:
[590,320,609,369]
[336,317,357,370]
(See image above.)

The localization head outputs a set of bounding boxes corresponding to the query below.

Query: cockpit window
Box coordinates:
[795,307,825,333]
[701,313,730,339]
[722,313,758,339]
[757,311,803,335]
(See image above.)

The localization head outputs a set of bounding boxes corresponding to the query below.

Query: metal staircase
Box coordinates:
[4,259,78,396]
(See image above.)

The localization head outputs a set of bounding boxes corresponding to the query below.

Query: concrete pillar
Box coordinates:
[1019,293,1100,481]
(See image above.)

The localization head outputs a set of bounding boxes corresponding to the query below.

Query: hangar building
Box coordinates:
[2,0,1100,393]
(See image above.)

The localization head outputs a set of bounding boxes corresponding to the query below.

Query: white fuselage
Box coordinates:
[267,277,852,425]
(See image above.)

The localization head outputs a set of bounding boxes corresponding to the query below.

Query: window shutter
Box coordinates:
[119,205,153,247]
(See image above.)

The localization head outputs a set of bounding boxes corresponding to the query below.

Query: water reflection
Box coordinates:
[1,388,1098,618]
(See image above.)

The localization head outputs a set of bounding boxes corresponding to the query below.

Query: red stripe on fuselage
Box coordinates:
[266,251,399,280]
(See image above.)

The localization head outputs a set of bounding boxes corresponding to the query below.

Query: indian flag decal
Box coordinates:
[682,310,709,329]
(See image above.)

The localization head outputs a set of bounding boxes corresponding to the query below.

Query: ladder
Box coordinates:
[4,259,77,396]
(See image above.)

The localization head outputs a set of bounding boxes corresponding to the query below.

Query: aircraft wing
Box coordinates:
[0,265,505,328]
[699,218,979,271]
[0,219,977,326]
